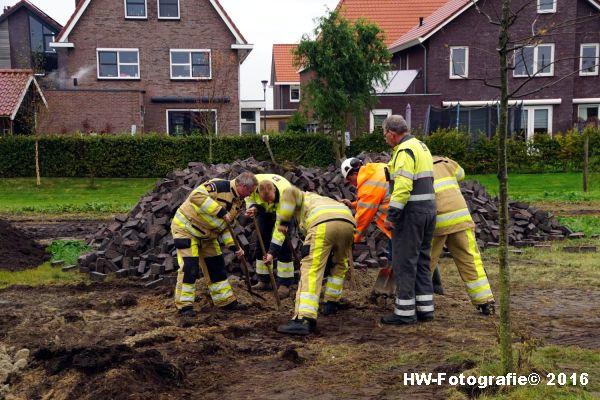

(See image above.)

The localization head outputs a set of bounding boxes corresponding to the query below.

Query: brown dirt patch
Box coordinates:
[1,270,598,399]
[9,218,107,243]
[0,219,50,271]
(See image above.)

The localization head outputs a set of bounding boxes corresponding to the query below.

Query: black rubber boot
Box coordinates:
[178,306,196,317]
[277,318,316,336]
[432,266,444,295]
[477,301,496,316]
[222,300,248,311]
[380,313,416,325]
[320,301,339,316]
[417,312,434,322]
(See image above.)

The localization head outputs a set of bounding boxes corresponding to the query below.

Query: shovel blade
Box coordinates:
[372,267,395,297]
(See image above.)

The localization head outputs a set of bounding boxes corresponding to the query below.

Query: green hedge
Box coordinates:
[348,128,600,174]
[0,133,336,177]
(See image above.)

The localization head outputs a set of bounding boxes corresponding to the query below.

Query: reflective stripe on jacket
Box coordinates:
[176,178,243,247]
[353,163,391,241]
[432,156,474,236]
[388,135,435,211]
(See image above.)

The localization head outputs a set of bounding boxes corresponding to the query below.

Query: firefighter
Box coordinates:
[172,172,258,317]
[244,174,296,298]
[382,114,437,326]
[263,188,355,336]
[340,158,444,294]
[431,156,495,315]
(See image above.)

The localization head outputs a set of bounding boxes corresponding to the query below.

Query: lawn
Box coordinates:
[0,177,159,215]
[469,172,600,203]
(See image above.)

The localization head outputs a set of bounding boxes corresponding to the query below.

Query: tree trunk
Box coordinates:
[35,138,41,186]
[583,129,589,192]
[497,0,514,374]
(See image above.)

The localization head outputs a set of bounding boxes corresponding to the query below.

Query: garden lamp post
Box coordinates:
[261,79,268,133]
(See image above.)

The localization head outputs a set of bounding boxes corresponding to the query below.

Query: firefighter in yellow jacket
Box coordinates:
[382,114,437,326]
[244,174,296,298]
[262,188,355,336]
[431,156,495,315]
[171,172,258,317]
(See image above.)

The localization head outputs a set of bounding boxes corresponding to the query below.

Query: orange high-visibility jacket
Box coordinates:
[353,163,391,242]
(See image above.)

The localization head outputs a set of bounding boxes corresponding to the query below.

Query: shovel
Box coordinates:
[372,266,396,297]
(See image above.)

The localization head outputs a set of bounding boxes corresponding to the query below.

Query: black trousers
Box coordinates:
[391,201,436,321]
[255,212,294,285]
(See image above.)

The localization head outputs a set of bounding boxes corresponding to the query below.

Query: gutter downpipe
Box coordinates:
[420,42,428,94]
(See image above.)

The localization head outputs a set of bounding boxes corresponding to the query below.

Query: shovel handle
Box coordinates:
[225,221,253,294]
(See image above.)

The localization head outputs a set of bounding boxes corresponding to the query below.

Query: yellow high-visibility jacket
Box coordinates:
[245,174,297,254]
[173,179,244,248]
[353,163,391,242]
[388,135,435,212]
[432,156,475,236]
[279,189,355,235]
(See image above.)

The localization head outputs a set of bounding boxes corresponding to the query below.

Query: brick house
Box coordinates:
[0,0,62,75]
[305,0,599,137]
[0,69,47,135]
[40,0,252,135]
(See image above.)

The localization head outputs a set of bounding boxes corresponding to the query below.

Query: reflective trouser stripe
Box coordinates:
[255,259,270,275]
[179,283,195,303]
[416,293,434,313]
[298,292,319,318]
[417,305,434,312]
[394,308,415,316]
[395,297,416,316]
[277,261,294,278]
[465,229,494,304]
[324,275,344,301]
[209,280,234,306]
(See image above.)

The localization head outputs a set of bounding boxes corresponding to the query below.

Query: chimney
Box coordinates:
[3,6,10,13]
[419,17,424,27]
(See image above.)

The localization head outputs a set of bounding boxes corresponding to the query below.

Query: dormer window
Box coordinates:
[125,0,147,18]
[158,0,180,19]
[537,0,556,13]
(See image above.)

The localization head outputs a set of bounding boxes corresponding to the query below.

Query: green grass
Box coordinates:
[556,216,600,236]
[0,177,158,215]
[0,262,86,289]
[469,172,600,203]
[48,240,92,265]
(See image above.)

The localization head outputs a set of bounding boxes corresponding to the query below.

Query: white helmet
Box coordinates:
[341,157,363,179]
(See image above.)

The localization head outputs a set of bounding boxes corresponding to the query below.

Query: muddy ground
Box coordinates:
[1,268,599,399]
[1,217,599,399]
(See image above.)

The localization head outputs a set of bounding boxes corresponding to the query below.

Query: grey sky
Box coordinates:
[0,0,338,107]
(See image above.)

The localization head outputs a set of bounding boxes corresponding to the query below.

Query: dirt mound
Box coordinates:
[0,219,50,271]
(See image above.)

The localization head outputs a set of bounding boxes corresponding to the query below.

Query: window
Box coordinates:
[29,16,56,53]
[370,109,392,133]
[167,109,217,135]
[158,0,179,19]
[241,110,257,134]
[125,0,147,18]
[580,44,599,76]
[290,85,300,102]
[537,0,556,13]
[514,44,554,77]
[170,50,211,79]
[520,106,552,139]
[96,49,140,79]
[578,104,599,123]
[450,47,469,79]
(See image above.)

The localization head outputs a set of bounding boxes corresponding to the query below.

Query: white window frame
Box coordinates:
[520,105,553,140]
[96,48,140,80]
[579,43,599,76]
[537,0,556,13]
[166,109,218,135]
[289,85,301,102]
[158,0,180,20]
[369,109,392,133]
[170,49,212,80]
[124,0,147,19]
[513,43,554,78]
[449,46,469,79]
[577,104,600,122]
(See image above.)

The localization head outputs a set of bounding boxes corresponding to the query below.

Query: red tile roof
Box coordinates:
[0,0,62,31]
[0,69,34,118]
[389,0,473,52]
[272,44,299,84]
[336,0,450,46]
